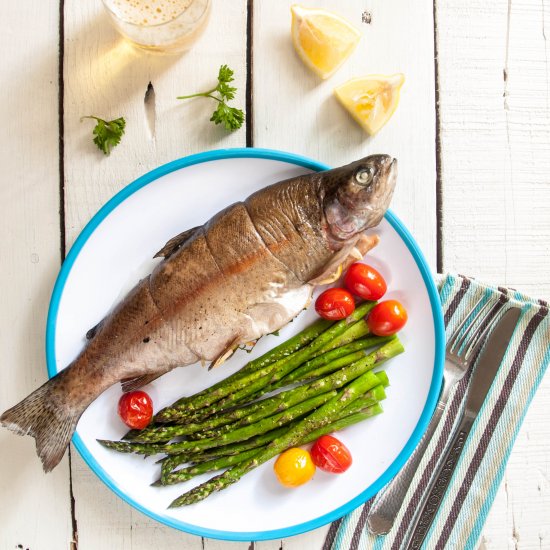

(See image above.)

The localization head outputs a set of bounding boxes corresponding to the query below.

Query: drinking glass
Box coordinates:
[102,0,211,54]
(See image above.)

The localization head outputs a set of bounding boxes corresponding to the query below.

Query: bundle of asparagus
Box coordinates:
[98,301,404,507]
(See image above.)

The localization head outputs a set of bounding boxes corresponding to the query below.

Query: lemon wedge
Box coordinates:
[334,74,405,135]
[291,5,361,79]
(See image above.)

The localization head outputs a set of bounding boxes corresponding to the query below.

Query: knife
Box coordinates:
[403,306,522,549]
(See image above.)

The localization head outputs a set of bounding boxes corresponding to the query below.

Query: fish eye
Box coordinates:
[355,167,374,186]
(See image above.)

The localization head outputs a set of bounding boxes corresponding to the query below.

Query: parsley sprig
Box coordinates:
[81,116,126,155]
[177,65,245,131]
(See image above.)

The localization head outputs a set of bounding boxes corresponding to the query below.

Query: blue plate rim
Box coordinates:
[46,147,445,542]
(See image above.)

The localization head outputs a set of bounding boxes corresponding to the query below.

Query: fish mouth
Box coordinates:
[380,156,397,178]
[387,158,398,188]
[375,156,397,198]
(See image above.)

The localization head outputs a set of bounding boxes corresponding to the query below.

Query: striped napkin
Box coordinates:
[323,273,550,550]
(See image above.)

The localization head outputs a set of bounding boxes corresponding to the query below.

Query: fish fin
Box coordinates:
[153,227,199,259]
[208,336,242,370]
[341,233,379,270]
[121,371,168,392]
[0,377,79,472]
[307,243,356,286]
[308,233,380,286]
[309,264,343,286]
[242,339,259,351]
[337,233,379,274]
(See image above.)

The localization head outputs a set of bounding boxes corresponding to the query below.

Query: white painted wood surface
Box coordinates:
[0,2,73,550]
[437,1,550,548]
[0,0,549,549]
[252,2,435,548]
[253,0,437,266]
[63,1,246,549]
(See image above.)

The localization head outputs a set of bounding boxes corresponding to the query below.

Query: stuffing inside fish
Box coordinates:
[0,154,397,472]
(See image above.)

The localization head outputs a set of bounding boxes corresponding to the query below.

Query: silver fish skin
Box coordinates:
[0,154,397,471]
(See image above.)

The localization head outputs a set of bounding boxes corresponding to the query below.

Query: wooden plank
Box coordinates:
[0,1,74,549]
[63,0,247,547]
[436,0,550,547]
[252,1,436,548]
[253,0,437,267]
[257,536,330,550]
[63,0,248,248]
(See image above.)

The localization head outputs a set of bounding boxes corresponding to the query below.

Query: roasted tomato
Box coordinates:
[274,448,316,487]
[311,434,353,473]
[315,288,355,320]
[118,390,153,430]
[344,263,387,301]
[367,300,408,336]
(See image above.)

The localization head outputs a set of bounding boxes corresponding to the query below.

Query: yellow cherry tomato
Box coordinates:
[274,448,316,487]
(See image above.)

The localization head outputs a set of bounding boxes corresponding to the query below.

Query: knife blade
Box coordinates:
[463,306,522,415]
[404,305,522,549]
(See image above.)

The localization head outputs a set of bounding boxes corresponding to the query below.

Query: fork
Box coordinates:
[366,296,506,535]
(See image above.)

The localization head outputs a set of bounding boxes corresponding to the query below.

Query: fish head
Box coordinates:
[323,154,397,243]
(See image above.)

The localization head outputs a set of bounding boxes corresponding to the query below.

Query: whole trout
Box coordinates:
[1,154,397,471]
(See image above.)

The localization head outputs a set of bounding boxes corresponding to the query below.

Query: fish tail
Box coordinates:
[0,375,79,472]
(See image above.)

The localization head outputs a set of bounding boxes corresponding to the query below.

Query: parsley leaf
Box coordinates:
[177,64,245,131]
[217,64,235,84]
[81,116,126,155]
[210,102,245,131]
[217,82,237,102]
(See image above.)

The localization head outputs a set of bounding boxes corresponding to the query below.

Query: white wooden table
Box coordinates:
[1,1,549,548]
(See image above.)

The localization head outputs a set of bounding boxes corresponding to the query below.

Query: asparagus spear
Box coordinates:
[373,370,389,388]
[123,339,399,445]
[172,310,382,426]
[100,390,342,456]
[168,360,399,507]
[238,317,333,373]
[158,422,300,478]
[238,335,393,405]
[97,439,165,455]
[184,341,398,442]
[130,340,376,443]
[141,338,398,444]
[159,384,387,477]
[276,336,394,386]
[155,302,376,423]
[156,402,384,486]
[156,447,261,486]
[315,319,370,355]
[99,361,390,459]
[153,318,333,422]
[128,341,389,443]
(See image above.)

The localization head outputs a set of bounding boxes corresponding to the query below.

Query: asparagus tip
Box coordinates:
[97,439,119,448]
[168,498,184,508]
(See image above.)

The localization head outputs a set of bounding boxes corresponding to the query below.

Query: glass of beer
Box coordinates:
[102,0,211,54]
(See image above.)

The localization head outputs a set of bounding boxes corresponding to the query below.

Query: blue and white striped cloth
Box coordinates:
[324,273,550,550]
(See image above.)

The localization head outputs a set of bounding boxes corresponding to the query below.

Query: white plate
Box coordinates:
[46,148,444,541]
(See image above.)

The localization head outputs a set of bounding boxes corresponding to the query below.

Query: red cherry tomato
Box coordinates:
[344,263,387,301]
[118,391,153,430]
[311,434,353,473]
[315,288,355,320]
[367,300,408,336]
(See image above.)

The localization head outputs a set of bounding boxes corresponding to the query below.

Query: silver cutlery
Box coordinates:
[403,305,522,549]
[367,297,507,535]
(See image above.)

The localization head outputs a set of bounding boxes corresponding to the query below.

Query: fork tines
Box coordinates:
[448,295,509,361]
